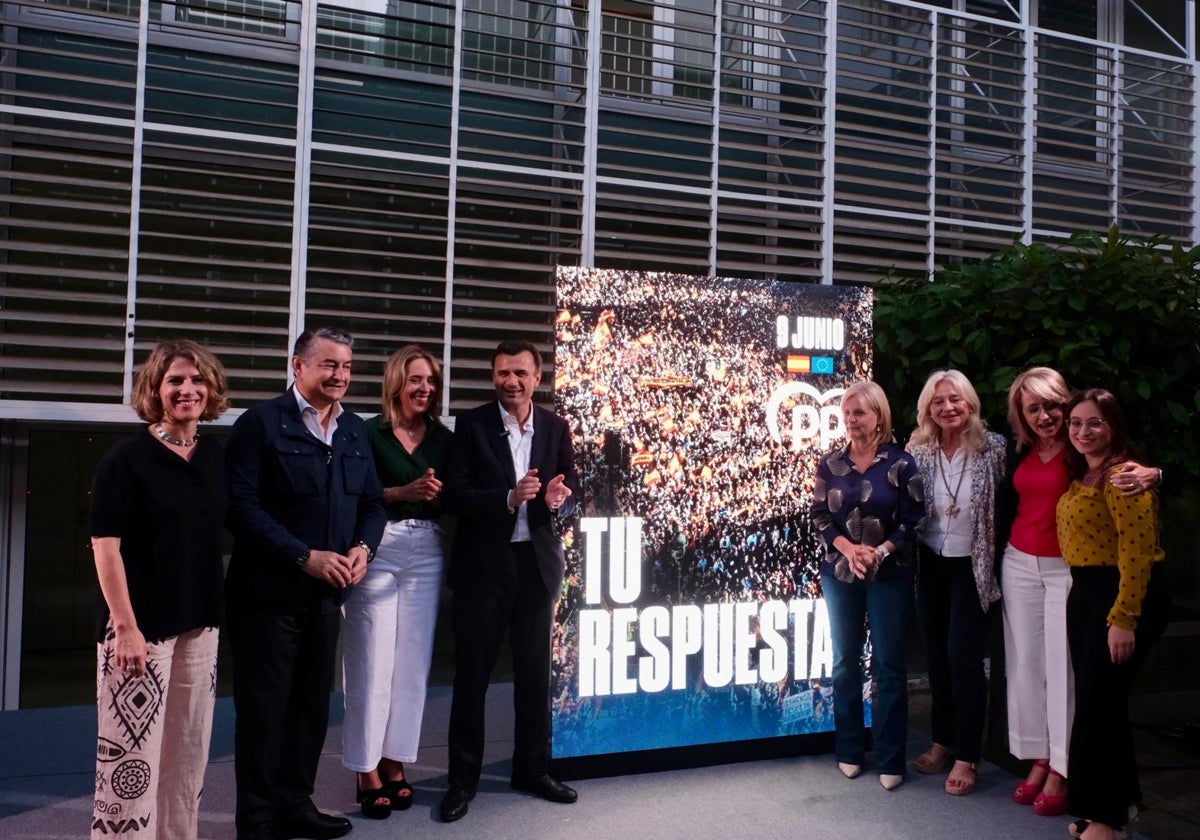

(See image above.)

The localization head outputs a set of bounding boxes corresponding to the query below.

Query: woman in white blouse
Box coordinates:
[906,370,1006,796]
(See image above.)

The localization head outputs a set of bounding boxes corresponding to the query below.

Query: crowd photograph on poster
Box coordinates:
[551,267,873,759]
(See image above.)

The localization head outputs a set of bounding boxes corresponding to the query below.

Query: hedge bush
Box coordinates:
[873,227,1200,488]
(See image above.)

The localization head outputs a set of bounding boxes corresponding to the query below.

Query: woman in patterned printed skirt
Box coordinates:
[90,339,229,840]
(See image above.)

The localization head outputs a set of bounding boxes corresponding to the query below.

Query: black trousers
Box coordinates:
[447,542,555,789]
[917,546,992,763]
[228,602,340,834]
[1067,564,1168,829]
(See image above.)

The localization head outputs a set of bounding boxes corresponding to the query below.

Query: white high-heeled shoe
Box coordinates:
[837,762,861,779]
[880,773,903,791]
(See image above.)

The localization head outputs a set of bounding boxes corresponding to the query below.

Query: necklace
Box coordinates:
[393,420,425,453]
[1036,440,1064,463]
[936,447,967,519]
[155,424,198,447]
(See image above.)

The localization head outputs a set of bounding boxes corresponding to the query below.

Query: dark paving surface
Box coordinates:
[907,684,1200,840]
[4,617,1197,839]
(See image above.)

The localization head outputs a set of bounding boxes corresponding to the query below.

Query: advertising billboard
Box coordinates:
[551,267,874,763]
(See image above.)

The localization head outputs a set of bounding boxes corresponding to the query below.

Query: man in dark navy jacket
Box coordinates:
[226,326,385,840]
[439,339,580,822]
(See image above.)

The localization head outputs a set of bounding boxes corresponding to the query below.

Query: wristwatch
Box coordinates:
[354,540,375,563]
[296,549,311,567]
[874,545,890,562]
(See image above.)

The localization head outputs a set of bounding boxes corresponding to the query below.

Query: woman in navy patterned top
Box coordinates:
[811,380,924,791]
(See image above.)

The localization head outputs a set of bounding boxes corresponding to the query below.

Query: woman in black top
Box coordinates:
[90,339,229,840]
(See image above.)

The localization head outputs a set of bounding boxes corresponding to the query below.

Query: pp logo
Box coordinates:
[766,383,845,451]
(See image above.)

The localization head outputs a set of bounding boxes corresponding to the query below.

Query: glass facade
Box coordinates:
[2,0,1197,411]
[0,0,1196,706]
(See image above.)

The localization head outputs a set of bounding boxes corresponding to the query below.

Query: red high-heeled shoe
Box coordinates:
[1013,759,1049,805]
[1033,770,1068,816]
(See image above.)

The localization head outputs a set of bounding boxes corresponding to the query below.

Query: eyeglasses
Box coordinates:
[1024,401,1062,415]
[1067,418,1107,431]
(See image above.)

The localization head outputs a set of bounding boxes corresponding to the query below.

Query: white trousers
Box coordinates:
[342,519,446,770]
[92,625,219,840]
[1001,543,1074,775]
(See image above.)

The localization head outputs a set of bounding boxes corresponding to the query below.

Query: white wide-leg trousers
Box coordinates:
[1001,543,1074,776]
[342,519,446,770]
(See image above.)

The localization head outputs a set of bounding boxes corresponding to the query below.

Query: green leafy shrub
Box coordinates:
[874,228,1200,613]
[874,227,1200,485]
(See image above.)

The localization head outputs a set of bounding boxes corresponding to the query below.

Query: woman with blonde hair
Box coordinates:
[91,339,230,839]
[811,380,923,791]
[342,344,453,819]
[907,370,1006,796]
[1002,368,1160,816]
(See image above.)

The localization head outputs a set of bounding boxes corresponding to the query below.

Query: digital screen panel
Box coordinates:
[551,268,873,760]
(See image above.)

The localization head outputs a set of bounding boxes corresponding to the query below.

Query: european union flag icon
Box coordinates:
[812,356,835,374]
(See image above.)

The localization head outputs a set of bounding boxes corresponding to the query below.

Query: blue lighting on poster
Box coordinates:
[552,268,874,758]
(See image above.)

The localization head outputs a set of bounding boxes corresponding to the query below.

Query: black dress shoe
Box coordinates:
[511,774,578,804]
[273,809,352,840]
[439,786,475,822]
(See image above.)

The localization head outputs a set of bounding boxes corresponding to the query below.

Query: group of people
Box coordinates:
[811,367,1167,840]
[90,331,580,840]
[88,327,1167,840]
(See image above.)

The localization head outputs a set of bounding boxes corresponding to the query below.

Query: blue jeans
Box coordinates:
[822,574,913,774]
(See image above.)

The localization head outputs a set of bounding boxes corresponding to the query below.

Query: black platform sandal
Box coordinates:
[385,775,414,811]
[356,782,392,820]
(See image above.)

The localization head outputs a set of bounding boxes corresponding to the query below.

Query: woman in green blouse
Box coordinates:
[342,345,453,819]
[1056,389,1168,840]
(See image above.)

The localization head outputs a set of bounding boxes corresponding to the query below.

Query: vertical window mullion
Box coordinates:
[442,0,467,407]
[1191,1,1200,242]
[1111,49,1123,226]
[122,0,152,405]
[708,0,720,275]
[821,1,835,283]
[927,12,938,278]
[581,0,604,265]
[1021,17,1035,241]
[287,0,318,379]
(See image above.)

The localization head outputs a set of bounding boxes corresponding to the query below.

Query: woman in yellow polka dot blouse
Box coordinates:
[1055,389,1168,840]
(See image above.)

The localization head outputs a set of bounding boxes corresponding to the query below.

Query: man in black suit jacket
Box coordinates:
[226,326,386,840]
[440,339,579,822]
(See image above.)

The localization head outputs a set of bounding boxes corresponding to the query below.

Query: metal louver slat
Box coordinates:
[4,0,1200,422]
[0,22,134,402]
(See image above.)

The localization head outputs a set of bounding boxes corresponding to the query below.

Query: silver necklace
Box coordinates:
[155,424,198,447]
[936,447,967,519]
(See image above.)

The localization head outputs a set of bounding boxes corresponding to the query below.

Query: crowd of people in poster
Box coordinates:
[551,267,874,757]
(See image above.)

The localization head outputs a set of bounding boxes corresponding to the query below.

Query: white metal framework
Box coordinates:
[0,0,1195,419]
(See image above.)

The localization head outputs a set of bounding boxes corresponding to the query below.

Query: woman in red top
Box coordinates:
[1001,368,1158,817]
